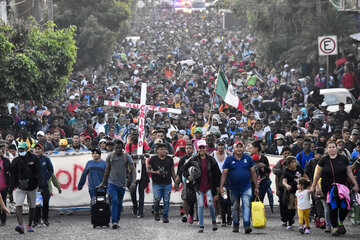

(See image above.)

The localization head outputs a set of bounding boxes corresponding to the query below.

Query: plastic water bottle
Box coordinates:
[222,187,228,200]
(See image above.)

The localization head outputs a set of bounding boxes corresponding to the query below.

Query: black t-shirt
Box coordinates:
[345,141,356,154]
[282,166,304,193]
[148,155,174,185]
[318,154,349,195]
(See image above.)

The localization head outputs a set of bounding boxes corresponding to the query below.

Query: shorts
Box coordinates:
[15,188,38,208]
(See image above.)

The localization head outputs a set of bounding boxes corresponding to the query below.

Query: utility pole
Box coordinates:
[0,0,8,24]
[47,0,53,22]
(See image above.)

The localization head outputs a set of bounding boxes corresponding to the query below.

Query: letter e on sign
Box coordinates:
[318,35,337,56]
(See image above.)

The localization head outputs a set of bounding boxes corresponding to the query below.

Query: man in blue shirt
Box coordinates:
[220,141,258,234]
[296,138,314,170]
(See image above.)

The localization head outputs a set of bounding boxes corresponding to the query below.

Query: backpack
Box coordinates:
[109,152,131,187]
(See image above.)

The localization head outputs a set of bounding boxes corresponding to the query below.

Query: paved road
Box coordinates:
[1,206,359,240]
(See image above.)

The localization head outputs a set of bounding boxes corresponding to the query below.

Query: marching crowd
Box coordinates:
[1,6,360,237]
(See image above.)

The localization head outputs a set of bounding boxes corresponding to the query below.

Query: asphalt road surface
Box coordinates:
[1,205,360,240]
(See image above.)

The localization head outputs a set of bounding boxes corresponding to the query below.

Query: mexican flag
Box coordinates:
[215,71,245,113]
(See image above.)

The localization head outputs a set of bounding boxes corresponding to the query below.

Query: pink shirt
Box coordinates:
[0,160,6,191]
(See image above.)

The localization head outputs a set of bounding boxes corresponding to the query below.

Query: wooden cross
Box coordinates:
[104,83,182,179]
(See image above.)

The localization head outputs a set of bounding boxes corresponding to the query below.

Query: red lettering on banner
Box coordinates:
[139,131,144,139]
[73,164,84,191]
[138,141,143,147]
[107,101,113,106]
[126,103,132,108]
[133,104,139,109]
[56,170,72,189]
[140,112,145,118]
[159,107,168,112]
[149,106,156,111]
[140,105,145,111]
[115,101,120,107]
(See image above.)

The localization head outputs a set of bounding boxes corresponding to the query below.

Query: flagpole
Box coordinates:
[205,68,221,135]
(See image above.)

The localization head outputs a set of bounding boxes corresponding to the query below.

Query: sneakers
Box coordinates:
[212,222,218,231]
[221,222,227,227]
[282,222,287,227]
[43,220,50,226]
[137,212,144,218]
[26,226,34,233]
[338,225,346,235]
[325,227,332,233]
[216,215,222,224]
[227,216,232,225]
[315,218,320,228]
[331,228,339,236]
[298,227,304,234]
[1,221,5,226]
[132,205,138,216]
[232,226,239,232]
[198,227,204,233]
[15,225,25,234]
[304,229,310,234]
[154,213,160,221]
[163,218,169,223]
[320,221,326,229]
[32,221,38,227]
[244,226,252,234]
[188,215,193,224]
[112,223,118,229]
[182,216,187,222]
[286,226,293,230]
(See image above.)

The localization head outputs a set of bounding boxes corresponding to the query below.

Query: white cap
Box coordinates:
[69,95,75,100]
[284,64,289,68]
[197,140,207,147]
[37,131,45,136]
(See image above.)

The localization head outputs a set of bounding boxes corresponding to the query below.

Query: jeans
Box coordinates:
[130,181,145,214]
[196,189,216,227]
[108,183,125,224]
[35,184,50,222]
[153,184,172,219]
[230,187,252,228]
[321,199,331,228]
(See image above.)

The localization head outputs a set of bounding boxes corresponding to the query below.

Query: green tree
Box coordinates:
[0,19,77,106]
[229,0,359,67]
[54,0,133,69]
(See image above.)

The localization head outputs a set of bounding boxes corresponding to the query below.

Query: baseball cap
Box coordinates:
[229,117,237,122]
[59,139,68,146]
[69,95,75,100]
[91,148,101,155]
[233,141,244,147]
[352,129,359,135]
[197,140,207,147]
[84,136,92,141]
[284,64,289,68]
[34,143,43,149]
[275,134,285,140]
[96,107,103,113]
[99,139,107,144]
[154,139,163,145]
[178,130,186,135]
[178,139,186,148]
[216,138,226,145]
[0,139,6,146]
[37,131,45,136]
[28,109,35,114]
[319,67,325,71]
[18,142,28,149]
[194,127,202,134]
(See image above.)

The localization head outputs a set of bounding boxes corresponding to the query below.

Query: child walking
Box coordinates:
[295,177,311,234]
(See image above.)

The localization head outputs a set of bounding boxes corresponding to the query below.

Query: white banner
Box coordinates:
[48,152,281,207]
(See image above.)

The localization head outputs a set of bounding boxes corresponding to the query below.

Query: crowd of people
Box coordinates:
[1,6,360,236]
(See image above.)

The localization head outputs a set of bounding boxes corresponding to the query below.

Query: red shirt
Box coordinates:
[125,141,150,154]
[342,72,358,89]
[199,156,209,192]
[175,150,186,158]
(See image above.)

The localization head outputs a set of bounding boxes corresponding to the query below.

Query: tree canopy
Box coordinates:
[0,20,77,106]
[54,0,132,69]
[227,0,359,67]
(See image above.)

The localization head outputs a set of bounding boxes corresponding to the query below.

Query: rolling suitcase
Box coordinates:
[91,187,111,228]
